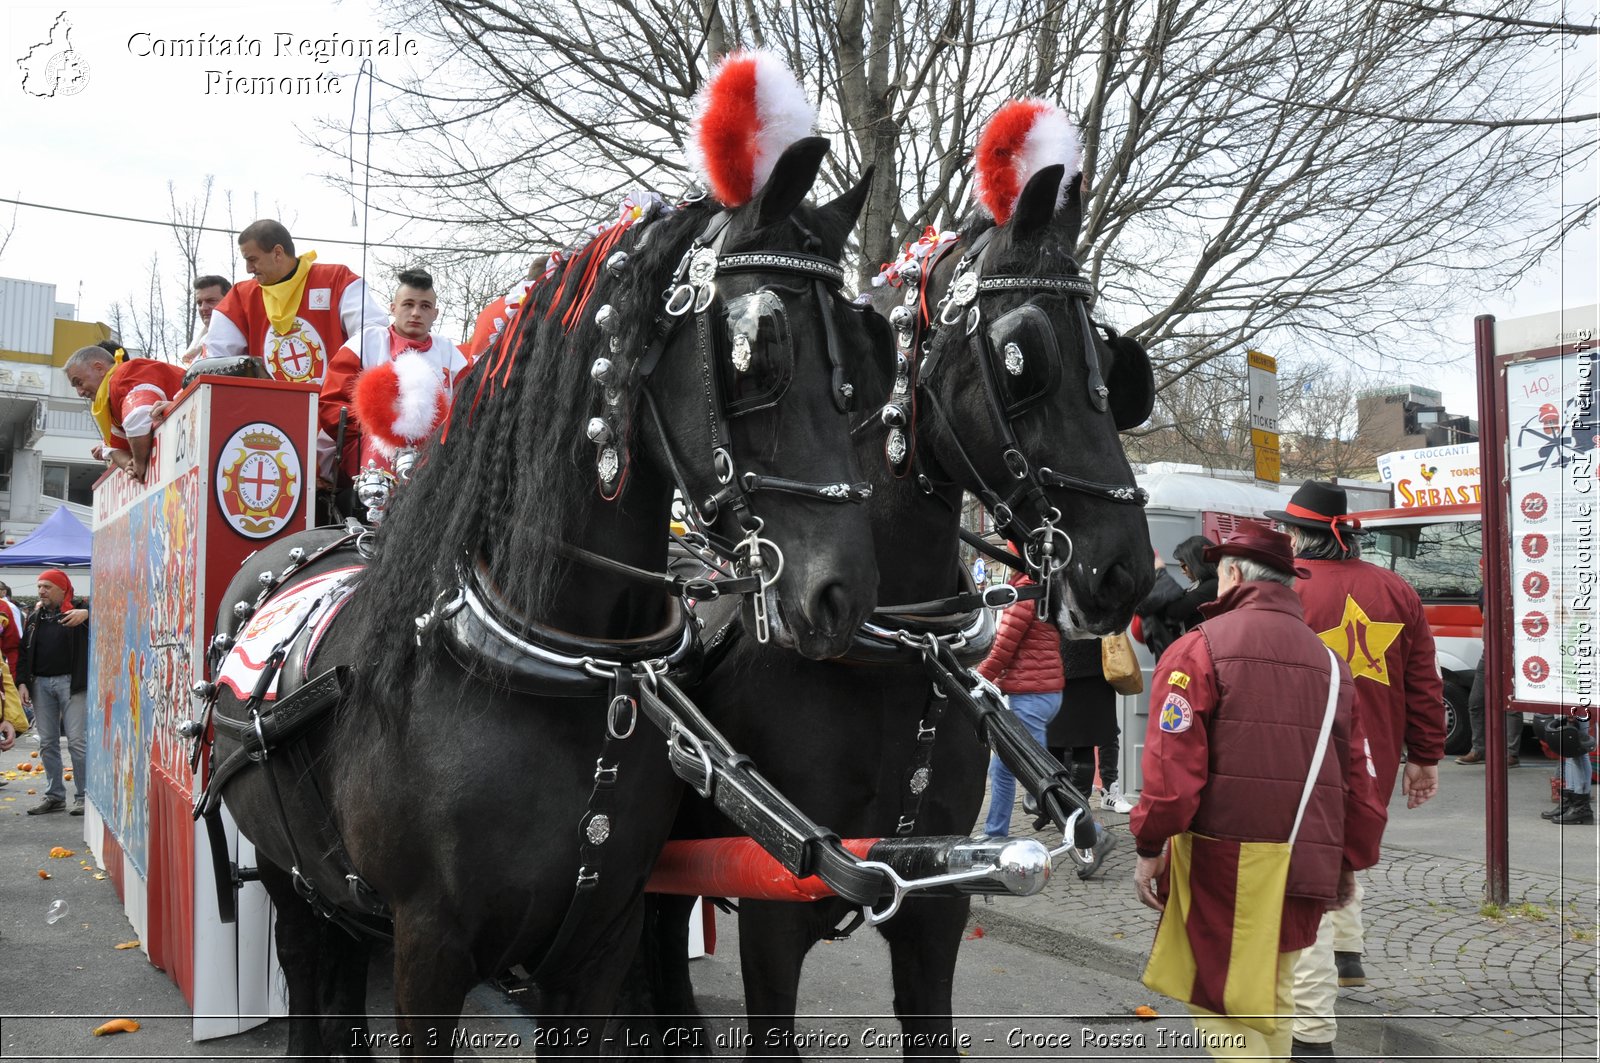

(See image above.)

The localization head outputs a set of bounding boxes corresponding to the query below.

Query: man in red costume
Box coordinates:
[203,219,388,386]
[1131,525,1383,1061]
[463,257,549,362]
[1267,480,1445,1061]
[318,267,467,483]
[63,343,186,481]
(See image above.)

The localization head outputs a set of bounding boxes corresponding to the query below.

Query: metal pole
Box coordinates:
[1474,314,1510,905]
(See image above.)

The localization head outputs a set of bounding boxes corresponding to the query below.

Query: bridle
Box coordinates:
[577,203,873,641]
[876,226,1147,602]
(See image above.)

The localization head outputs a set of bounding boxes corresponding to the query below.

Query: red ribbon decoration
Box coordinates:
[1283,501,1361,551]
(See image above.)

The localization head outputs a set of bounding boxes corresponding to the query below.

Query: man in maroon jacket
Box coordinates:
[1131,525,1384,1061]
[1268,480,1445,1060]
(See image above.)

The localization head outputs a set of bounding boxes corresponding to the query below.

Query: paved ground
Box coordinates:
[1,734,1596,1061]
[977,753,1600,1061]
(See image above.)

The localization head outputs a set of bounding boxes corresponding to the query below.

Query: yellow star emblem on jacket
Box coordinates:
[1317,595,1405,685]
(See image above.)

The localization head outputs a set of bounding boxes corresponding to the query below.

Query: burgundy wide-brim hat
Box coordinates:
[1265,479,1361,549]
[1203,523,1311,579]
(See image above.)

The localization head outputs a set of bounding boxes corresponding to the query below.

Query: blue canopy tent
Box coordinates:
[0,506,92,566]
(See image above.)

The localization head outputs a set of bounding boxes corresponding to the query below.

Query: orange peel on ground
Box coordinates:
[37,870,50,879]
[49,846,75,858]
[113,940,141,950]
[1133,1004,1160,1019]
[92,1018,141,1036]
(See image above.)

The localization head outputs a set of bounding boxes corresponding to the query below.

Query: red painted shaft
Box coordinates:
[647,837,879,901]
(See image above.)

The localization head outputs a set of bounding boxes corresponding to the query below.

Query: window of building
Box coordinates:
[0,450,10,493]
[40,462,97,507]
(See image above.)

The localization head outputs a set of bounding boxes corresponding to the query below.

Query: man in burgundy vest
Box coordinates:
[1132,525,1384,1061]
[1268,481,1444,1060]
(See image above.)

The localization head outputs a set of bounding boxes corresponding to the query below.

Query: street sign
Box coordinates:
[1247,349,1278,433]
[1247,350,1280,484]
[1253,442,1280,484]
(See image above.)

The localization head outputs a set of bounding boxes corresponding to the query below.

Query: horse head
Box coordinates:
[873,103,1155,636]
[639,135,882,658]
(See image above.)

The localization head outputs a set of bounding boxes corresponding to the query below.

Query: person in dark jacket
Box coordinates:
[1133,537,1218,660]
[1048,639,1133,814]
[18,569,90,815]
[1131,525,1384,1061]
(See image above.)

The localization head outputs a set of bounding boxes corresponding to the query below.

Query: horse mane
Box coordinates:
[343,200,716,714]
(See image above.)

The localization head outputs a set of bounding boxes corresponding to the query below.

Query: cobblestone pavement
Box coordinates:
[973,785,1600,1062]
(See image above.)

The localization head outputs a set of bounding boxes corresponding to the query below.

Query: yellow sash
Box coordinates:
[260,251,319,334]
[89,347,128,445]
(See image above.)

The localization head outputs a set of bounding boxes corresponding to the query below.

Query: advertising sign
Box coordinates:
[1375,442,1482,508]
[1497,309,1596,708]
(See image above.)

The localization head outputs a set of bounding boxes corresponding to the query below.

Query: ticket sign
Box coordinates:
[1247,350,1279,484]
[1498,307,1596,708]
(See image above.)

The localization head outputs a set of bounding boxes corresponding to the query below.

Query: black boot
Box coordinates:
[1291,1037,1338,1061]
[1553,792,1594,825]
[1542,789,1575,820]
[1335,950,1366,987]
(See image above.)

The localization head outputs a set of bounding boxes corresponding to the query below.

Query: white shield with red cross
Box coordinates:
[216,423,302,538]
[264,316,327,384]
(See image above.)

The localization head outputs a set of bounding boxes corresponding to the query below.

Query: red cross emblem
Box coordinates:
[218,424,301,539]
[266,319,327,384]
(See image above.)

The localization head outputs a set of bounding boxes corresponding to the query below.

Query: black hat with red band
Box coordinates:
[1265,480,1362,552]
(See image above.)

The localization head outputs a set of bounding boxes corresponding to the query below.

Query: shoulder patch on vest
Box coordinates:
[1158,692,1193,733]
[1166,669,1191,690]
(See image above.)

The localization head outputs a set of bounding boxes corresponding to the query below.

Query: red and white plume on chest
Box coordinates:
[974,99,1081,226]
[687,50,816,208]
[352,353,448,454]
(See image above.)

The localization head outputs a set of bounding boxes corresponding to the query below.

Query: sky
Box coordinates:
[0,0,1594,423]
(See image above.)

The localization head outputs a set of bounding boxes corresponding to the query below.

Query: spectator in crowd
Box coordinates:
[0,581,22,683]
[0,646,28,782]
[1131,525,1383,1062]
[180,275,233,364]
[1134,537,1219,660]
[63,343,186,481]
[1458,654,1522,767]
[17,570,89,816]
[1268,480,1444,1061]
[1049,638,1134,822]
[1539,714,1595,826]
[204,219,387,385]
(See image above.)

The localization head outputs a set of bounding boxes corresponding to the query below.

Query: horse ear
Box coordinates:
[1057,171,1085,249]
[1009,164,1065,240]
[756,136,831,227]
[812,165,875,258]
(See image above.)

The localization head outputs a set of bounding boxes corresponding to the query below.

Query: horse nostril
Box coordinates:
[809,581,853,636]
[1095,562,1138,607]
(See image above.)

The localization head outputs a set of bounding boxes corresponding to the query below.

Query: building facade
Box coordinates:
[0,276,112,545]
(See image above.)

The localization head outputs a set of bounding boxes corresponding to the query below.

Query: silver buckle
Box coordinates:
[982,584,1018,608]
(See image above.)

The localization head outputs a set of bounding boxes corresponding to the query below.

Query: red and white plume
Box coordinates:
[688,50,816,208]
[353,353,449,454]
[974,99,1080,226]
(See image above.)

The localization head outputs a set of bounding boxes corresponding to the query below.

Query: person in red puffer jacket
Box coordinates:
[977,571,1062,839]
[976,571,1118,877]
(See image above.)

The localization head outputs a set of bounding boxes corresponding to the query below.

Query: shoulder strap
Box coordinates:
[1290,646,1341,846]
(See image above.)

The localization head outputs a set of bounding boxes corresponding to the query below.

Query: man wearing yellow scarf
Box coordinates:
[202,219,388,386]
[65,343,186,481]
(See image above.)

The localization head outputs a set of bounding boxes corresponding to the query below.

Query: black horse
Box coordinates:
[623,163,1156,1058]
[197,138,887,1060]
